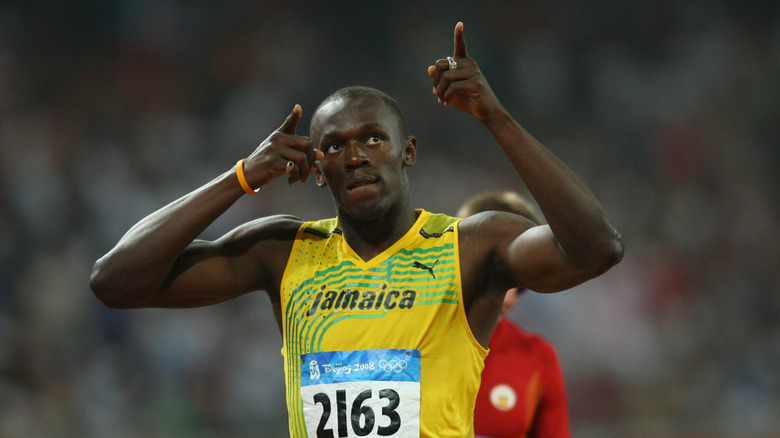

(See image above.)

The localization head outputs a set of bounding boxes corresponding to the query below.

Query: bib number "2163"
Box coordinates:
[313,388,400,437]
[300,349,421,438]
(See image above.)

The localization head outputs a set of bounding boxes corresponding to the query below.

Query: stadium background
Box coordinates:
[0,1,778,436]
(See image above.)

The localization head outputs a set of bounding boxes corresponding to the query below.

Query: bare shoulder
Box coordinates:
[195,214,306,278]
[215,214,305,245]
[239,213,306,231]
[457,210,536,248]
[457,210,536,292]
[194,214,307,297]
[456,211,539,342]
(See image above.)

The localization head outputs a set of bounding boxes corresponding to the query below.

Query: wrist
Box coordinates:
[481,106,512,131]
[235,158,260,194]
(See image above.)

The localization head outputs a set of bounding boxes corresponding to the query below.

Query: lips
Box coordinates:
[346,174,379,190]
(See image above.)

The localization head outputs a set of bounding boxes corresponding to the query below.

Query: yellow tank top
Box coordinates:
[280,210,487,438]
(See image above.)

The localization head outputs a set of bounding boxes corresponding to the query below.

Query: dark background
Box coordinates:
[1,1,778,436]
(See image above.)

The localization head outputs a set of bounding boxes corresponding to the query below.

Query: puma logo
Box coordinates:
[413,260,439,278]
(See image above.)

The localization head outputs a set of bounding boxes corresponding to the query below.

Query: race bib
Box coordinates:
[300,349,421,437]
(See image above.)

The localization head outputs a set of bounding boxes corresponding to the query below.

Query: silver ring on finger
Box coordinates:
[285,160,295,173]
[447,56,457,71]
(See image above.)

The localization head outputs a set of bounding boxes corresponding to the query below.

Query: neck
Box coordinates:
[338,201,419,261]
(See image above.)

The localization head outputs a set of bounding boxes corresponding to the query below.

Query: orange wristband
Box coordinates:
[236,158,259,194]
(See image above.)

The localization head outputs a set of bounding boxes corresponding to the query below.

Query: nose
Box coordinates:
[344,140,369,169]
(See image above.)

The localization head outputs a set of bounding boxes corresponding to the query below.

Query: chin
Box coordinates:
[341,199,392,222]
[351,206,387,222]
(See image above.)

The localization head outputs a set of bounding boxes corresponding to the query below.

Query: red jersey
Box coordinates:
[474,318,571,438]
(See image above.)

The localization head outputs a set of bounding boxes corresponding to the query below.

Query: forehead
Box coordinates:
[311,95,400,141]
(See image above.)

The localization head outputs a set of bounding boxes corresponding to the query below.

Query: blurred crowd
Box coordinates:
[0,1,778,437]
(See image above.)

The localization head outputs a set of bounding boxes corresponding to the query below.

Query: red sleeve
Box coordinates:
[528,339,571,438]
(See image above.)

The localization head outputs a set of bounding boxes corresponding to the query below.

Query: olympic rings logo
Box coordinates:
[378,359,407,373]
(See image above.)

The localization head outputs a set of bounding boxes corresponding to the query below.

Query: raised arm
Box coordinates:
[430,22,623,293]
[90,105,323,308]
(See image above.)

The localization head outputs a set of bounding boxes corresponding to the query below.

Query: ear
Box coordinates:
[500,287,522,317]
[313,163,327,187]
[402,135,417,167]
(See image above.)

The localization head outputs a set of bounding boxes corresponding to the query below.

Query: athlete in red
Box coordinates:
[473,287,570,438]
[459,191,571,438]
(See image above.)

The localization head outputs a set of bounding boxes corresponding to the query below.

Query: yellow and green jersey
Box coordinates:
[280,209,487,437]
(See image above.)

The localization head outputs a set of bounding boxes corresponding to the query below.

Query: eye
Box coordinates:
[326,143,343,154]
[366,134,382,145]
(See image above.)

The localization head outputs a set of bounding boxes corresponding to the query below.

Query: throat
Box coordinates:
[339,208,420,262]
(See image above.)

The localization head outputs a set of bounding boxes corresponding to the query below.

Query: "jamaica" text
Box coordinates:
[308,286,416,317]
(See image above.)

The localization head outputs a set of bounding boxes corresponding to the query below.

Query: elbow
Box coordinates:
[590,231,625,275]
[563,229,624,280]
[90,257,145,309]
[90,258,121,308]
[605,234,625,267]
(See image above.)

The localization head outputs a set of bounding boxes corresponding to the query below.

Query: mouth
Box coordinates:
[346,174,379,191]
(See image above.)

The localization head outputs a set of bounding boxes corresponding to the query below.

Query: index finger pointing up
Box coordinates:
[453,21,467,58]
[279,104,302,134]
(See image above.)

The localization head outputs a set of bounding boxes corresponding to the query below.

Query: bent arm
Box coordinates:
[89,169,297,308]
[487,113,624,292]
[90,105,318,308]
[456,118,623,294]
[432,22,623,293]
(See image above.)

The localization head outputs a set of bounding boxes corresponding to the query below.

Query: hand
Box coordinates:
[428,22,503,123]
[244,105,324,187]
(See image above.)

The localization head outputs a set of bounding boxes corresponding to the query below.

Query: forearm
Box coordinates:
[485,111,624,272]
[90,168,245,307]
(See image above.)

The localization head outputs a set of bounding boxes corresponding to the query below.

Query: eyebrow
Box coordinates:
[320,123,387,145]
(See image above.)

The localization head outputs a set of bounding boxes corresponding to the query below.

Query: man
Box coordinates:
[458,191,571,438]
[90,22,623,438]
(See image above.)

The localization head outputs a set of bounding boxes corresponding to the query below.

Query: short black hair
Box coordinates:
[312,86,407,137]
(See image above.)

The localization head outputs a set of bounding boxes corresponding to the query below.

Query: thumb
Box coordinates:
[278,104,302,134]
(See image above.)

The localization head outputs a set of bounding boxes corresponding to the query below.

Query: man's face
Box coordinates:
[311,95,416,221]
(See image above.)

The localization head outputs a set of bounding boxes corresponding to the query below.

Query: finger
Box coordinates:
[283,148,313,184]
[441,78,469,104]
[434,68,471,102]
[288,165,302,184]
[298,154,311,183]
[452,21,467,59]
[278,104,302,134]
[277,134,315,183]
[303,149,324,181]
[287,162,300,185]
[280,156,301,185]
[298,138,316,183]
[429,58,449,89]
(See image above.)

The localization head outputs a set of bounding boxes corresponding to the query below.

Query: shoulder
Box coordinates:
[499,320,557,354]
[217,215,310,289]
[518,327,562,367]
[418,211,460,237]
[457,211,536,240]
[299,217,340,239]
[457,211,536,273]
[521,331,567,387]
[219,214,306,243]
[494,318,535,345]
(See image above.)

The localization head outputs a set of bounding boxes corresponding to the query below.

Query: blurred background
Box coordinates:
[0,0,778,437]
